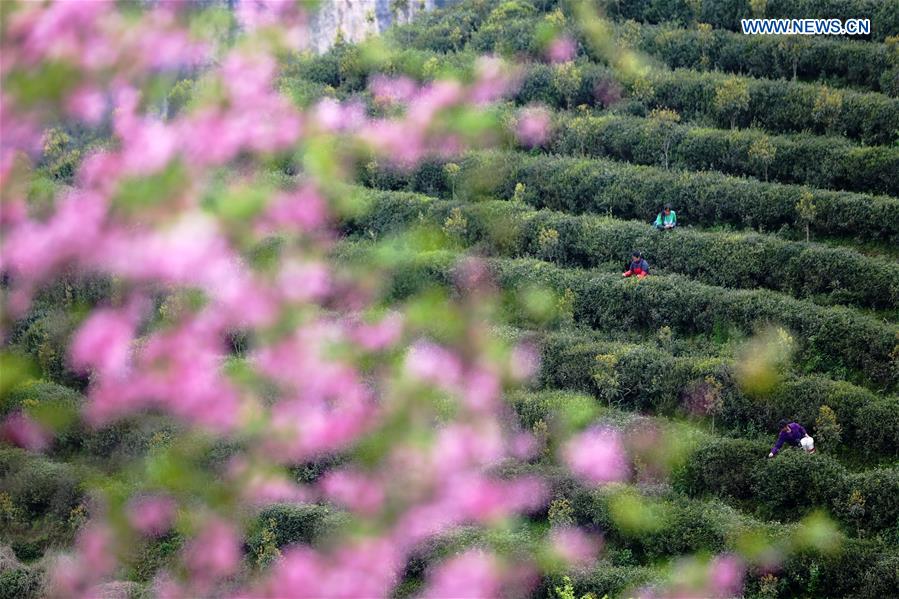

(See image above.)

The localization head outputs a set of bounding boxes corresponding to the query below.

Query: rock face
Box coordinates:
[148,0,457,54]
[308,0,454,53]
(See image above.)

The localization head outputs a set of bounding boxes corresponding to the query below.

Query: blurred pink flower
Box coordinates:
[184,519,241,586]
[0,412,51,451]
[454,255,493,292]
[370,74,419,105]
[1,189,106,282]
[66,85,106,124]
[259,539,400,598]
[550,527,602,568]
[127,495,177,537]
[320,470,385,515]
[547,35,577,63]
[264,185,328,232]
[516,106,552,148]
[406,341,463,388]
[351,313,403,351]
[70,307,138,378]
[594,78,624,107]
[463,367,501,411]
[278,260,332,303]
[709,554,745,598]
[563,427,629,485]
[422,551,502,599]
[510,341,541,381]
[470,56,517,104]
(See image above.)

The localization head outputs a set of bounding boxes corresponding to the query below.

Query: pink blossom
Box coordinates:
[511,431,540,460]
[312,98,366,132]
[454,255,493,292]
[1,190,106,282]
[408,79,463,126]
[351,313,403,351]
[510,341,541,381]
[709,554,745,598]
[264,185,328,232]
[595,78,624,107]
[241,473,310,506]
[550,527,601,567]
[184,519,241,585]
[563,427,629,485]
[470,56,517,105]
[547,35,577,63]
[406,341,463,388]
[370,74,419,105]
[70,306,138,378]
[320,470,385,515]
[0,412,52,451]
[66,85,107,124]
[463,367,501,411]
[258,539,400,598]
[127,495,177,537]
[422,551,502,599]
[516,105,552,148]
[278,260,332,303]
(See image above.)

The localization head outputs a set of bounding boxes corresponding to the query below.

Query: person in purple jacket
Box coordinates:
[768,419,815,458]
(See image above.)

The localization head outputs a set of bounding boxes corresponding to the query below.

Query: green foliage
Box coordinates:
[674,436,899,531]
[601,0,899,42]
[246,503,347,557]
[550,114,899,196]
[714,76,750,129]
[362,151,899,245]
[632,68,899,145]
[548,497,575,528]
[350,190,899,317]
[533,331,899,458]
[0,568,43,599]
[814,405,842,450]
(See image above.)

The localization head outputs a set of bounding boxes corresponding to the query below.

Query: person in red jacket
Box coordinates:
[622,251,649,279]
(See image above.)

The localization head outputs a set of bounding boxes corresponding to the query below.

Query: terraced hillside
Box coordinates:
[308,1,899,596]
[3,1,898,598]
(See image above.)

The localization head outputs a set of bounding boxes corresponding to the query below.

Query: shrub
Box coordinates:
[246,503,346,556]
[348,190,899,309]
[0,568,43,599]
[672,437,769,500]
[535,331,899,459]
[550,114,899,196]
[1,455,84,520]
[750,451,848,520]
[362,151,899,244]
[569,564,662,598]
[632,68,899,145]
[601,0,899,42]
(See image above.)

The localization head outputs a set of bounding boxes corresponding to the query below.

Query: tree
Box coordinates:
[748,135,776,181]
[778,35,810,81]
[714,77,750,129]
[812,85,844,134]
[553,61,582,109]
[649,107,681,169]
[750,0,768,18]
[697,22,713,69]
[443,162,461,200]
[814,405,842,450]
[796,189,817,242]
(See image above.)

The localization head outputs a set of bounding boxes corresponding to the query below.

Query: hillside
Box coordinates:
[1,1,898,598]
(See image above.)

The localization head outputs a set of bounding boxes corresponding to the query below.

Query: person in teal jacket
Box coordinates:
[654,204,676,230]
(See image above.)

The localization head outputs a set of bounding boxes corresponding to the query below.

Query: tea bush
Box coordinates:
[361,151,899,243]
[551,114,899,196]
[347,191,899,309]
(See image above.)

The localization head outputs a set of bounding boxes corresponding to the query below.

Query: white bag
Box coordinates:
[800,435,815,452]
